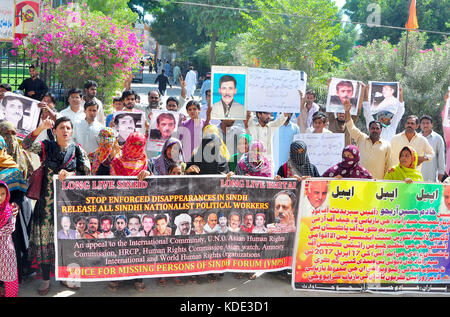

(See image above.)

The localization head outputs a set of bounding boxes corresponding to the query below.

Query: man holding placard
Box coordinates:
[344,99,392,179]
[211,75,245,120]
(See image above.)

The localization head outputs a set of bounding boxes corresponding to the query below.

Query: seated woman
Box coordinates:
[147,137,186,176]
[235,140,272,177]
[384,146,423,183]
[322,145,373,179]
[276,140,320,180]
[228,133,251,172]
[186,134,230,175]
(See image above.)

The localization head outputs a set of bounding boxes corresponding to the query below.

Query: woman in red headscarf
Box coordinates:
[99,132,148,292]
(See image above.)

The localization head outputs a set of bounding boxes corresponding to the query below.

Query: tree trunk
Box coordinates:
[210,30,217,66]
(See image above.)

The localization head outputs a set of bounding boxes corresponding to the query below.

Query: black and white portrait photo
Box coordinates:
[113,110,145,145]
[1,92,41,138]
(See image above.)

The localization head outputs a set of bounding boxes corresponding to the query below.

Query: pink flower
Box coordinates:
[10,49,17,56]
[393,48,398,52]
[44,33,52,42]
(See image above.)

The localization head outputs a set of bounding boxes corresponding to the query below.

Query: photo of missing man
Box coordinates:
[113,111,145,145]
[368,81,400,115]
[326,78,362,116]
[1,92,41,138]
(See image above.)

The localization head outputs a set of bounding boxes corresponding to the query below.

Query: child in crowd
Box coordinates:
[106,97,124,127]
[0,181,19,297]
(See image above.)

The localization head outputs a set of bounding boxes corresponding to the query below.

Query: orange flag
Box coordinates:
[405,0,419,30]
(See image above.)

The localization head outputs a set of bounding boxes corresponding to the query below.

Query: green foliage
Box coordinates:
[149,3,209,56]
[242,0,342,78]
[84,0,139,25]
[343,0,449,47]
[337,32,450,134]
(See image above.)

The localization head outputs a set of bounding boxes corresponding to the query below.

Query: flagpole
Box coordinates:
[403,29,409,75]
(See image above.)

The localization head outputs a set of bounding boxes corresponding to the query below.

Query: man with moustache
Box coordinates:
[98,216,114,238]
[344,100,392,179]
[300,181,329,218]
[390,115,434,171]
[174,214,194,235]
[85,216,101,239]
[211,75,245,119]
[267,191,296,233]
[240,212,254,233]
[128,215,144,237]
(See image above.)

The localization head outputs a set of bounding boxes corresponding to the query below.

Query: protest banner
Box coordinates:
[326,78,362,115]
[0,0,15,41]
[1,92,41,139]
[54,175,300,282]
[368,81,400,116]
[293,133,345,175]
[211,65,247,120]
[293,179,450,290]
[246,68,306,114]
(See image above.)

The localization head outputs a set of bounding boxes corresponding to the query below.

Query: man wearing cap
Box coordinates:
[174,213,194,236]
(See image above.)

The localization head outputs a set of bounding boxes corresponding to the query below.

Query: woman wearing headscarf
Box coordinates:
[186,133,230,175]
[202,124,231,161]
[228,133,251,172]
[235,140,272,177]
[0,121,34,181]
[98,131,148,292]
[0,123,34,284]
[110,132,148,177]
[276,140,320,179]
[322,145,373,179]
[89,127,117,175]
[147,137,185,176]
[384,146,423,182]
[21,117,91,295]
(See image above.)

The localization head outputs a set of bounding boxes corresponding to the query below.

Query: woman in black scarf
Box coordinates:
[186,133,230,175]
[276,140,320,180]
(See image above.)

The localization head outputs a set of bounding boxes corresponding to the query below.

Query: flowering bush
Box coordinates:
[12,3,144,107]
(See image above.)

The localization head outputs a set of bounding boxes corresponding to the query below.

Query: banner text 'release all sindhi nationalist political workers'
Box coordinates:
[54,175,299,281]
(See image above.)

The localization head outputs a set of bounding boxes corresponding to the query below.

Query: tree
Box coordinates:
[343,0,449,47]
[335,32,450,135]
[149,3,209,57]
[84,0,139,25]
[242,0,342,78]
[182,0,250,65]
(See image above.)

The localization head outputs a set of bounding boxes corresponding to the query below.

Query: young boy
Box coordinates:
[106,96,124,127]
[73,100,105,154]
[307,111,332,134]
[178,100,211,162]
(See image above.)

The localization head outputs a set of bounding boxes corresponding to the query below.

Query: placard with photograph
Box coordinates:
[211,65,247,120]
[147,109,180,153]
[1,92,41,139]
[247,68,306,113]
[368,81,400,115]
[326,78,362,115]
[112,110,145,145]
